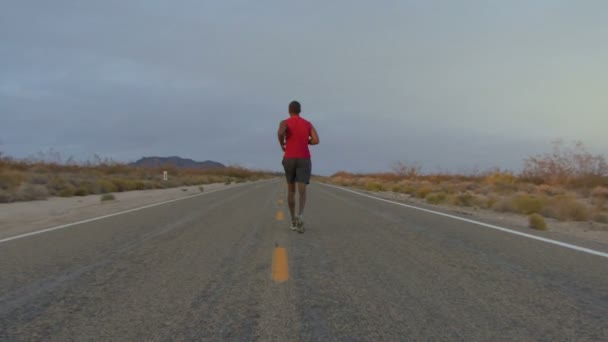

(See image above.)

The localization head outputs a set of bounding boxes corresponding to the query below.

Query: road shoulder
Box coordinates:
[318,183,608,254]
[0,181,263,240]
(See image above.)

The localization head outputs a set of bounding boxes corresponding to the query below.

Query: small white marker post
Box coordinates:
[163,171,168,181]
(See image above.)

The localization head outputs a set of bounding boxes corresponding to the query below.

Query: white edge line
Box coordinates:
[0,182,261,244]
[319,183,608,259]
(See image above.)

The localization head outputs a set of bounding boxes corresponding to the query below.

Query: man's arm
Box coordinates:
[309,125,320,145]
[277,120,287,151]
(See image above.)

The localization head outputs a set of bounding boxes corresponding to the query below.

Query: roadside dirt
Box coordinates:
[0,182,246,240]
[358,189,608,249]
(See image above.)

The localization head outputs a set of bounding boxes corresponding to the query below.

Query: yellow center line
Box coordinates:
[275,211,285,221]
[272,247,289,283]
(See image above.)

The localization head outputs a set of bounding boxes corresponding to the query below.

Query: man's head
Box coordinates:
[289,101,301,115]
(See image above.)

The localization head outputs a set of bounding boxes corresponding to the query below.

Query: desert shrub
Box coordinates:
[0,156,275,202]
[102,164,132,175]
[472,195,487,208]
[493,197,516,213]
[365,182,384,192]
[111,178,128,192]
[452,192,476,207]
[181,177,198,186]
[235,178,246,183]
[79,181,98,194]
[592,213,608,224]
[416,187,432,199]
[404,186,417,195]
[97,179,118,193]
[162,179,180,188]
[522,140,608,187]
[331,171,354,178]
[0,170,25,190]
[111,178,140,192]
[476,185,494,195]
[47,176,68,195]
[330,177,349,186]
[542,195,590,221]
[539,206,558,220]
[200,175,218,184]
[537,184,565,196]
[512,195,545,215]
[30,165,52,174]
[516,183,538,194]
[59,187,76,197]
[485,195,499,209]
[591,186,608,199]
[591,186,608,209]
[484,171,517,193]
[65,176,81,188]
[143,181,158,190]
[199,186,205,192]
[134,181,145,190]
[74,186,89,196]
[194,177,207,185]
[15,184,48,201]
[224,178,233,185]
[392,183,416,195]
[388,181,399,190]
[391,161,421,178]
[426,192,447,205]
[443,182,469,194]
[465,182,480,192]
[29,174,50,185]
[529,214,547,230]
[568,203,591,221]
[101,193,116,202]
[0,189,14,203]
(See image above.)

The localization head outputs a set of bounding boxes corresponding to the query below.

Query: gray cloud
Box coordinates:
[1,0,607,175]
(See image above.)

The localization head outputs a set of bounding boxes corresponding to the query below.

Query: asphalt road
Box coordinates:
[1,180,607,341]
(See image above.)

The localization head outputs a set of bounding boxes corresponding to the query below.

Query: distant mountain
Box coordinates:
[132,156,225,169]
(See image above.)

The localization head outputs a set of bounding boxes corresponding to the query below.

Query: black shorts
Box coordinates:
[282,158,312,184]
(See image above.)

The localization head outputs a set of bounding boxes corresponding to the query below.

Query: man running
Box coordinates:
[277,100,320,233]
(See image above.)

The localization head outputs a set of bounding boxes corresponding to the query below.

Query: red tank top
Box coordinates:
[284,116,312,159]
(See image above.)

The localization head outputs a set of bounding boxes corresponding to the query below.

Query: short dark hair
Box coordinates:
[289,101,301,114]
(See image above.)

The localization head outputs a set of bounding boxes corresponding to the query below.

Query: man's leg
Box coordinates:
[287,182,296,224]
[294,158,311,232]
[283,158,297,226]
[297,182,307,217]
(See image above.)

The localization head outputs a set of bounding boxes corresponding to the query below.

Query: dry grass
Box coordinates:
[16,184,49,201]
[511,194,546,215]
[426,192,447,205]
[365,182,385,192]
[521,140,608,187]
[529,214,548,230]
[452,192,478,207]
[322,140,608,225]
[100,193,116,202]
[416,187,433,199]
[541,196,590,221]
[591,186,608,210]
[492,197,516,213]
[593,212,608,224]
[0,157,274,203]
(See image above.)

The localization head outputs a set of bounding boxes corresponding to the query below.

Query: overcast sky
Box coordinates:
[1,1,607,175]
